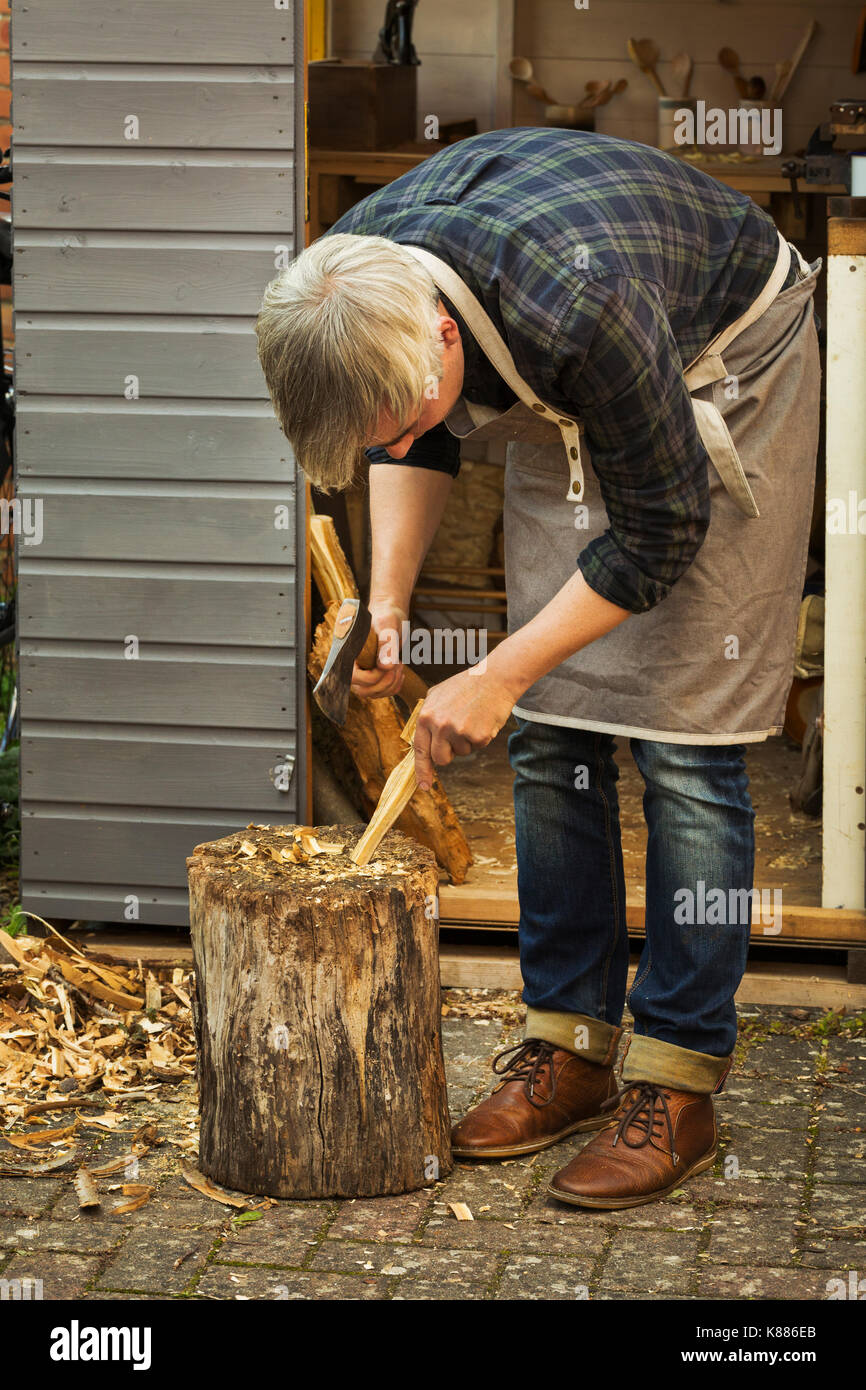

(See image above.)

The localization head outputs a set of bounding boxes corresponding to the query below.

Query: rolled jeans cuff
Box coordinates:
[622,1034,732,1094]
[525,1007,622,1067]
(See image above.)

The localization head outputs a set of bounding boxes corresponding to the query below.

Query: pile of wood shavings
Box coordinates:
[0,916,196,1167]
[195,823,425,898]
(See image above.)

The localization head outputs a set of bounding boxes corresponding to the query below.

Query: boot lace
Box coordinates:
[491,1039,558,1109]
[602,1080,679,1164]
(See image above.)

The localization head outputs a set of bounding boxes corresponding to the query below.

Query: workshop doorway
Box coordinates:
[302,3,863,987]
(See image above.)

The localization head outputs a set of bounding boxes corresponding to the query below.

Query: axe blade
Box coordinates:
[313,597,373,726]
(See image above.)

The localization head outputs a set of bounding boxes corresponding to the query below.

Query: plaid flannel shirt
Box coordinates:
[330,128,794,614]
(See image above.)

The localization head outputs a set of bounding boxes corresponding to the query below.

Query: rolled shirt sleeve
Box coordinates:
[364,420,462,476]
[548,275,711,615]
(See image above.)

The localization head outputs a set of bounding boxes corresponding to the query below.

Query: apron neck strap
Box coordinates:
[402,244,565,424]
[401,244,586,502]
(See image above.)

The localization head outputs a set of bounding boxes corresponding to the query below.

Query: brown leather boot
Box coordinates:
[547,1080,717,1208]
[450,1039,618,1159]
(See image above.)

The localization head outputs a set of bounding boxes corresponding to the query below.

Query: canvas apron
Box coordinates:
[403,236,821,744]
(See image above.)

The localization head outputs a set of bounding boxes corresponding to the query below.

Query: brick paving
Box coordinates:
[1,1003,863,1302]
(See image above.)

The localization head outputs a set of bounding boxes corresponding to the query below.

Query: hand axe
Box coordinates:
[313,597,379,726]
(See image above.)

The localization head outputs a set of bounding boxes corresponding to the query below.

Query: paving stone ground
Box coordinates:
[1,1003,863,1302]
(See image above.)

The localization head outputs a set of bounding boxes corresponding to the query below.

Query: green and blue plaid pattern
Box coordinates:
[331,127,793,613]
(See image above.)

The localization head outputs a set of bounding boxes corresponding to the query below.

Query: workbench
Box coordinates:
[308,147,846,240]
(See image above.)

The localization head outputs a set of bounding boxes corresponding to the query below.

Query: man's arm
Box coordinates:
[413,571,628,788]
[368,463,454,613]
[352,453,455,698]
[486,569,629,695]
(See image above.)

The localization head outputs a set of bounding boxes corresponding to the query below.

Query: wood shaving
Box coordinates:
[181,1165,250,1208]
[112,1184,154,1215]
[0,927,196,1128]
[74,1168,100,1209]
[447,1201,474,1221]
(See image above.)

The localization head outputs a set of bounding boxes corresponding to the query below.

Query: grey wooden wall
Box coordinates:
[11,0,307,927]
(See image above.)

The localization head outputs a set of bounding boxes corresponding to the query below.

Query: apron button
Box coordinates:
[570,446,579,459]
[559,417,573,427]
[531,403,547,414]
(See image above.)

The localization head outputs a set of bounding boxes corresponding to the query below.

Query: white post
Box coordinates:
[823,203,866,909]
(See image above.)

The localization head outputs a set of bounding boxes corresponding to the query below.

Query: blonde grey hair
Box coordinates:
[255,233,444,490]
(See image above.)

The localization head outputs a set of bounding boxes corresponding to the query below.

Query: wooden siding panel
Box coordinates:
[11,1,295,64]
[15,316,268,397]
[13,69,294,149]
[15,150,294,232]
[21,889,197,928]
[19,570,295,646]
[16,401,293,481]
[14,235,292,315]
[20,733,298,810]
[15,489,295,564]
[21,812,303,890]
[19,651,298,729]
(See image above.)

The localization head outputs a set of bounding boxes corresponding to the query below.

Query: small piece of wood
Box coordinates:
[309,604,472,882]
[351,702,423,866]
[188,825,452,1198]
[448,1201,474,1221]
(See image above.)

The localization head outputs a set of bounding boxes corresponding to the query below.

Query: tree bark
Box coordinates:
[188,824,453,1198]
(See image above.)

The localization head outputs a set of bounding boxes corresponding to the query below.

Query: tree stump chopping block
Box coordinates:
[187,823,453,1198]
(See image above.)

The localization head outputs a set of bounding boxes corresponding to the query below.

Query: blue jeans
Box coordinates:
[508,718,755,1059]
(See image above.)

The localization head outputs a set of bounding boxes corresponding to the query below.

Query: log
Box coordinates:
[188,823,453,1198]
[310,513,359,604]
[309,603,472,882]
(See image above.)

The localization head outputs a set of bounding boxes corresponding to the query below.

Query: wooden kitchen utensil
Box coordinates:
[718,47,749,97]
[627,38,667,95]
[771,21,818,102]
[509,55,557,105]
[580,80,613,109]
[671,51,693,99]
[580,78,628,109]
[770,61,790,102]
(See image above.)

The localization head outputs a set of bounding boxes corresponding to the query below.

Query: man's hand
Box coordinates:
[413,667,518,791]
[350,601,407,699]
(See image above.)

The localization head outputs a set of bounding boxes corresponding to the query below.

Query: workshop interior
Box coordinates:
[304,0,866,995]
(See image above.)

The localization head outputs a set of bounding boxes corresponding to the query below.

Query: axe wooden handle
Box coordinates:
[357,625,379,670]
